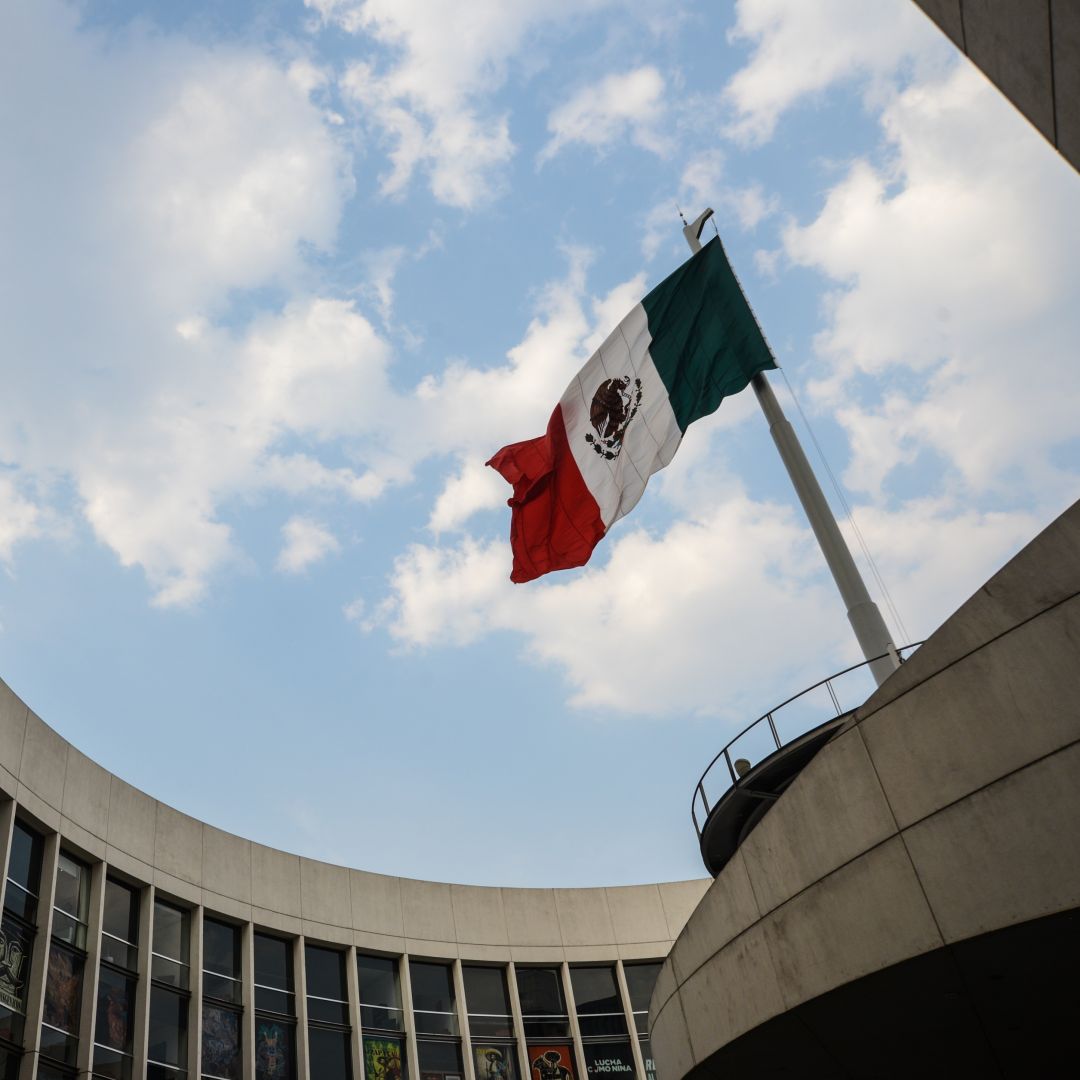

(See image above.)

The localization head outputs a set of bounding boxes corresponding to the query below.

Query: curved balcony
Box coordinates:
[692,644,922,876]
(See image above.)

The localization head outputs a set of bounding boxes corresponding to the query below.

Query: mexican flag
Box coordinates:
[487,237,776,583]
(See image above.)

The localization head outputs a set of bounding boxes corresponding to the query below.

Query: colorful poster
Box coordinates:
[43,945,83,1033]
[365,1036,405,1080]
[0,918,31,1014]
[256,1019,294,1080]
[474,1045,516,1080]
[96,969,132,1051]
[529,1045,576,1080]
[202,1003,241,1080]
[582,1042,635,1080]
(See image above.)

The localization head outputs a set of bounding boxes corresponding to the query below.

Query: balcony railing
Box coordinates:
[691,644,923,841]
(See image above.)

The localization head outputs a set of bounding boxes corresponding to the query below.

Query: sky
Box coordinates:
[1,0,1077,888]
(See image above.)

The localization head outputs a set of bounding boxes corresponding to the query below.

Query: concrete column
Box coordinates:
[17,830,59,1080]
[505,961,530,1080]
[614,962,646,1080]
[346,945,364,1080]
[453,958,476,1080]
[190,903,204,1080]
[242,920,256,1080]
[75,860,107,1077]
[560,963,589,1080]
[130,881,155,1074]
[294,934,311,1080]
[0,799,16,913]
[399,954,420,1080]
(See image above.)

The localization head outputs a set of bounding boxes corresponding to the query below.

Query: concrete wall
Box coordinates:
[0,677,708,1080]
[912,0,1079,171]
[650,498,1080,1079]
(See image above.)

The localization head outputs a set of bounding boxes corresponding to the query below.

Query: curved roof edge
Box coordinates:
[0,676,708,956]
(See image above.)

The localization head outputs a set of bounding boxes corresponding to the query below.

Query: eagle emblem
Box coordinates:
[585,376,643,460]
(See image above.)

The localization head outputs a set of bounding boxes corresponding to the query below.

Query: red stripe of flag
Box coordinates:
[486,404,606,583]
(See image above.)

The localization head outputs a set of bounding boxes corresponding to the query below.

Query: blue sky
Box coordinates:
[2,0,1077,887]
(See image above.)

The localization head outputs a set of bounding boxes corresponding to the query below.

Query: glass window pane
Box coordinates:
[6,822,43,899]
[305,945,347,1003]
[569,968,620,1016]
[622,964,661,1015]
[148,986,188,1070]
[153,903,188,966]
[101,885,139,946]
[152,955,189,991]
[255,935,293,993]
[254,986,295,1017]
[54,855,89,924]
[474,1044,517,1080]
[463,967,511,1018]
[147,1066,185,1080]
[43,944,84,1034]
[36,1064,73,1080]
[255,1018,295,1080]
[360,1005,403,1033]
[202,1004,242,1080]
[357,955,400,1010]
[523,1019,570,1040]
[308,1026,352,1080]
[92,1043,133,1079]
[202,972,242,1006]
[95,967,135,1053]
[203,920,240,981]
[416,1039,463,1077]
[51,911,84,950]
[409,961,455,1014]
[307,998,350,1026]
[527,1046,577,1080]
[516,969,565,1018]
[100,938,137,973]
[39,1022,79,1066]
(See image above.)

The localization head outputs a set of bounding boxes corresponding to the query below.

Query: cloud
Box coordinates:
[782,62,1080,503]
[378,493,849,717]
[539,66,669,164]
[277,516,342,573]
[0,5,381,606]
[0,474,43,565]
[723,0,944,144]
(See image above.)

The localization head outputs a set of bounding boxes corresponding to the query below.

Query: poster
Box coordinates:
[256,1019,294,1080]
[43,945,83,1033]
[474,1045,516,1080]
[96,969,132,1051]
[640,1040,656,1080]
[582,1042,635,1080]
[202,1004,241,1080]
[365,1036,405,1080]
[0,918,30,1014]
[529,1045,576,1080]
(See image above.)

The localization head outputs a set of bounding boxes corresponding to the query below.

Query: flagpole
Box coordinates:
[682,209,900,686]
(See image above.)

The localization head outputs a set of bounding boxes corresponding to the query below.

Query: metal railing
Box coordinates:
[691,644,923,839]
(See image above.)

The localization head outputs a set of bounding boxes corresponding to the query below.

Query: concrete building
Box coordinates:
[0,689,711,1080]
[912,0,1079,172]
[650,499,1080,1077]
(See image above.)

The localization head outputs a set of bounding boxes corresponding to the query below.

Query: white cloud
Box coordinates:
[539,66,669,164]
[724,0,945,144]
[277,516,342,573]
[378,494,849,717]
[783,63,1080,503]
[0,474,42,565]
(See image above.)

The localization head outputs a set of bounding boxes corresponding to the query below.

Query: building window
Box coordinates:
[569,968,631,1080]
[305,945,351,1080]
[464,965,517,1080]
[254,933,295,1080]
[357,954,404,1033]
[92,879,140,1080]
[148,901,190,1080]
[0,820,44,1062]
[410,960,462,1080]
[516,968,570,1040]
[202,918,242,1080]
[622,963,661,1080]
[359,954,405,1080]
[40,850,91,1073]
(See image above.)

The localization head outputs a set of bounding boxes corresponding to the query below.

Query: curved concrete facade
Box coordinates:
[651,499,1080,1077]
[0,681,707,1080]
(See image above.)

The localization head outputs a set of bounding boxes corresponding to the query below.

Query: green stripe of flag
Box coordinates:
[641,236,776,432]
